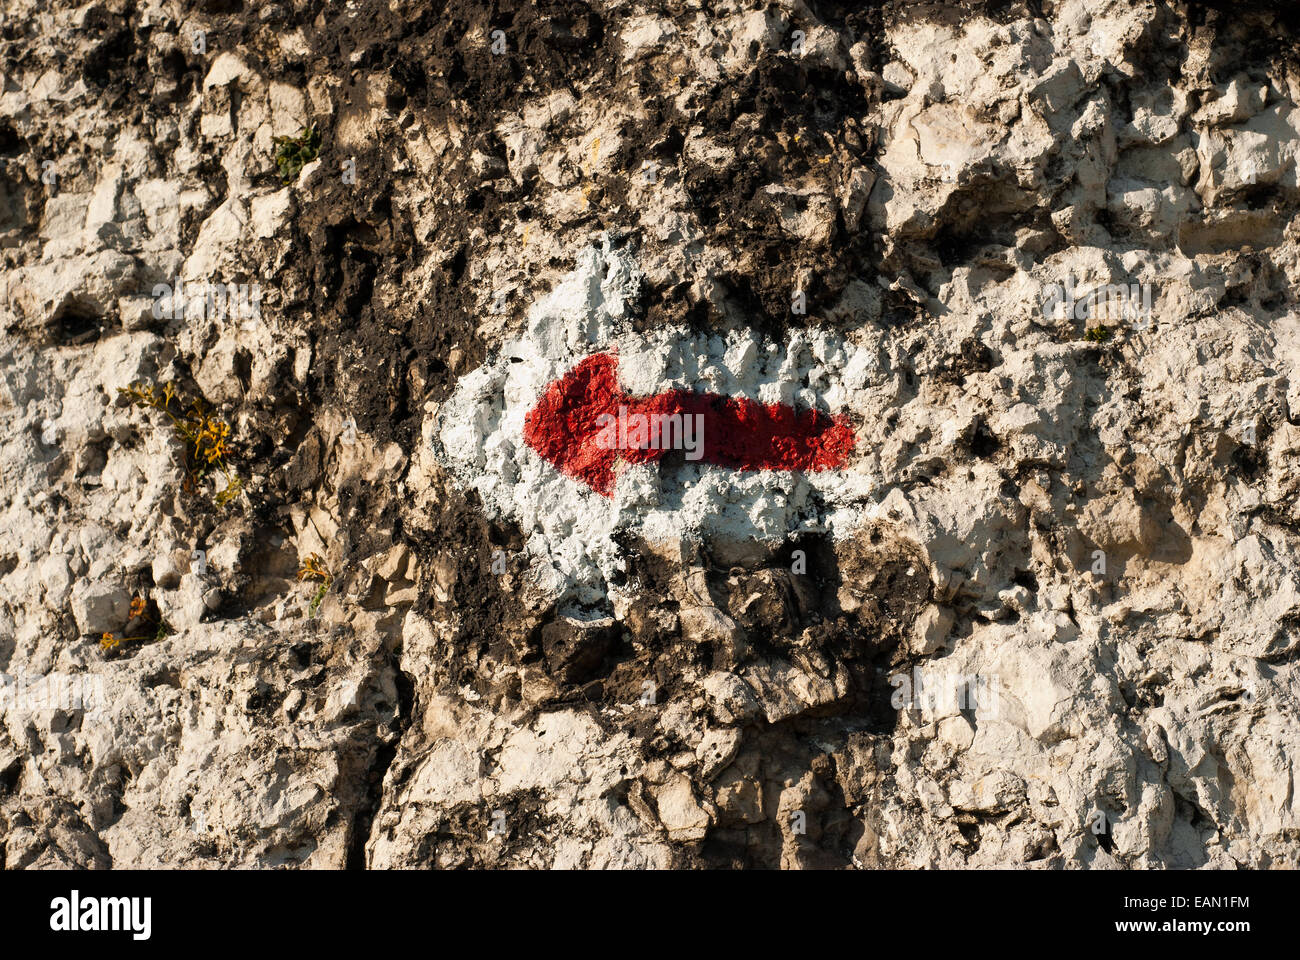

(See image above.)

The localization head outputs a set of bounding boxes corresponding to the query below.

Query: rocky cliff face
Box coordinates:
[3,0,1300,869]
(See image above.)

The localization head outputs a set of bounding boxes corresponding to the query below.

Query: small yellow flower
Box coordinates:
[297,553,331,583]
[116,380,241,506]
[100,632,121,651]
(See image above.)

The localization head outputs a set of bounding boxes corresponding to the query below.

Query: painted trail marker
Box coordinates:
[524,352,856,495]
[432,241,879,610]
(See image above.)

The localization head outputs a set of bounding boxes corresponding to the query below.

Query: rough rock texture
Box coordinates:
[3,0,1300,869]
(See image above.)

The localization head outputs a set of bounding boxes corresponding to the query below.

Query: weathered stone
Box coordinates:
[540,616,617,684]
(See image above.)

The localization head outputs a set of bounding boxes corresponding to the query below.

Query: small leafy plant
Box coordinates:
[297,552,333,618]
[1083,325,1113,343]
[118,381,243,507]
[100,593,171,655]
[273,126,320,183]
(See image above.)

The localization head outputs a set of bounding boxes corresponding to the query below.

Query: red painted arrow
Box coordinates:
[523,352,856,496]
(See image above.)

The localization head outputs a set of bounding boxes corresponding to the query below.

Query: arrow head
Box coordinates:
[524,352,624,495]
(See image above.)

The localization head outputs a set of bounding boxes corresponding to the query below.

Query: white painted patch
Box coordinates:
[431,239,886,614]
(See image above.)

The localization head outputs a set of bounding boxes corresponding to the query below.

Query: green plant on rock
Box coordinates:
[1083,325,1113,343]
[273,125,321,183]
[100,593,171,656]
[297,552,333,618]
[117,380,243,507]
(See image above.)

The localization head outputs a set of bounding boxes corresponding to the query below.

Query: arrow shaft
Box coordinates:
[613,393,854,473]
